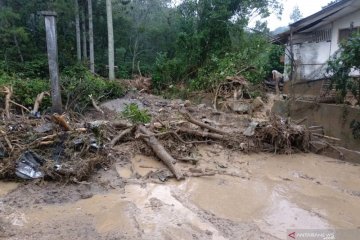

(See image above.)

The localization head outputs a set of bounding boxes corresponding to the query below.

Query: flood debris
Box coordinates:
[0,88,333,183]
[243,121,259,136]
[15,151,45,180]
[0,113,113,181]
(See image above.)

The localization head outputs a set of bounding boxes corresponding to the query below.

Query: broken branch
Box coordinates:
[51,113,71,131]
[89,94,104,114]
[177,127,225,141]
[32,91,50,114]
[137,125,183,180]
[110,127,135,147]
[180,110,228,135]
[9,100,30,112]
[2,86,13,119]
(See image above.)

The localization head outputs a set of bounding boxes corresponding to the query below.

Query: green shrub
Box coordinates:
[121,103,151,124]
[61,66,124,112]
[327,32,360,103]
[0,66,124,113]
[0,72,50,108]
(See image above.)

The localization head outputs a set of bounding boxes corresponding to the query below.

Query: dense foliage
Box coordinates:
[0,66,124,112]
[327,32,360,103]
[0,0,283,102]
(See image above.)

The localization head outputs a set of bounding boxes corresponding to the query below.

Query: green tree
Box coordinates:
[327,32,360,104]
[290,5,302,23]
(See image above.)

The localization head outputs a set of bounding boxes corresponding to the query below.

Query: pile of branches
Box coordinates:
[0,82,312,182]
[0,114,118,181]
[254,115,311,154]
[109,109,312,180]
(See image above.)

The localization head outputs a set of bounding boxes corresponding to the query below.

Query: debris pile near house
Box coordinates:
[0,86,315,182]
[213,76,266,115]
[103,103,312,180]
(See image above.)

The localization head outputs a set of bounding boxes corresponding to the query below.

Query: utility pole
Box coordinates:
[106,0,115,80]
[41,11,62,114]
[75,0,82,61]
[87,0,95,73]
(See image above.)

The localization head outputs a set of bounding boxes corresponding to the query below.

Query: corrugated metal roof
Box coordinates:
[273,0,359,44]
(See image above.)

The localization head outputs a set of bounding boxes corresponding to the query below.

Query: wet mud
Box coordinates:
[1,147,360,240]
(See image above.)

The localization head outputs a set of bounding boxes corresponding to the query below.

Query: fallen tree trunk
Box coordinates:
[180,110,228,135]
[137,125,183,180]
[177,127,225,141]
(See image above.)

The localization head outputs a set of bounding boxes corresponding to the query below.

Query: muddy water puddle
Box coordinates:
[0,182,18,197]
[1,152,360,239]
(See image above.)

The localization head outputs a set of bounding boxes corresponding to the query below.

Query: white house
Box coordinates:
[275,0,360,82]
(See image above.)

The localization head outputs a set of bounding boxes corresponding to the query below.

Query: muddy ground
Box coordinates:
[1,150,360,240]
[1,93,360,240]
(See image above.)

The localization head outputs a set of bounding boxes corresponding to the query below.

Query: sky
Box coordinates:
[251,0,334,30]
[172,0,335,31]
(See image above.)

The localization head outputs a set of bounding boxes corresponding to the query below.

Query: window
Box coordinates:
[338,27,360,43]
[312,28,332,42]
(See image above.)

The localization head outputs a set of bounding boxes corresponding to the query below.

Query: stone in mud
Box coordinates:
[243,121,259,136]
[34,123,54,133]
[230,101,252,114]
[101,98,144,113]
[252,97,264,110]
[184,100,191,107]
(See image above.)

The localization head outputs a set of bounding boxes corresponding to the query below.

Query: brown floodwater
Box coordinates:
[1,150,360,240]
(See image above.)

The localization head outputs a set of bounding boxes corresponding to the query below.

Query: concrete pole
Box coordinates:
[75,0,82,61]
[41,11,62,114]
[87,0,95,73]
[106,0,115,80]
[81,8,88,60]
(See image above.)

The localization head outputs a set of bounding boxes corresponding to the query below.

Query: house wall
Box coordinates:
[294,41,332,80]
[272,100,360,163]
[330,10,360,55]
[284,9,360,82]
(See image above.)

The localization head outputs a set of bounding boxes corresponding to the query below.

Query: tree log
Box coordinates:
[180,110,228,135]
[177,127,225,141]
[137,125,183,180]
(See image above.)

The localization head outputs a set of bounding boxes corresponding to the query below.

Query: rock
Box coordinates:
[243,121,259,136]
[252,97,264,110]
[184,100,191,107]
[153,122,162,129]
[87,120,109,129]
[34,123,54,133]
[101,98,144,113]
[197,104,206,109]
[230,101,251,114]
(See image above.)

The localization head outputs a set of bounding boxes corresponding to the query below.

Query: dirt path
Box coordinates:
[1,147,360,240]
